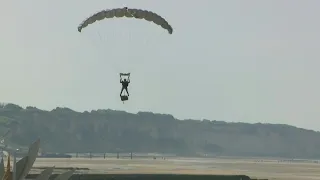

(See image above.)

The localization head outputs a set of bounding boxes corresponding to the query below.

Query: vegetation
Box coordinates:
[1,103,320,158]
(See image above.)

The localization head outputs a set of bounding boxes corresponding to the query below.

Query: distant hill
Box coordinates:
[0,103,320,158]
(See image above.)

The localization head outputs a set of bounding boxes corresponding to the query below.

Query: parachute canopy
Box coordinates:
[78,7,173,34]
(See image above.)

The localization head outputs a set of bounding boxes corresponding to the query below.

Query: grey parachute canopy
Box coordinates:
[78,7,173,34]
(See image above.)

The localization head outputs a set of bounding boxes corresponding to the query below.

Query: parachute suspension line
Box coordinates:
[95,30,121,74]
[97,32,102,41]
[77,6,174,75]
[124,7,138,60]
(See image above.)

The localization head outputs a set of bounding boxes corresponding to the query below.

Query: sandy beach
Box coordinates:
[24,157,320,180]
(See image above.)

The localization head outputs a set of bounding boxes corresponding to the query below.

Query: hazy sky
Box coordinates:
[1,0,320,130]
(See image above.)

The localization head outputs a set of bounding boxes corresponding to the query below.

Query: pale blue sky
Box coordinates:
[1,0,320,130]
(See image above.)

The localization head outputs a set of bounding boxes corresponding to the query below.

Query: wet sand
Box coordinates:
[29,157,320,180]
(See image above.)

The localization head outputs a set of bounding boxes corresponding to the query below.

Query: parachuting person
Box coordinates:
[77,7,173,102]
[120,74,130,97]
